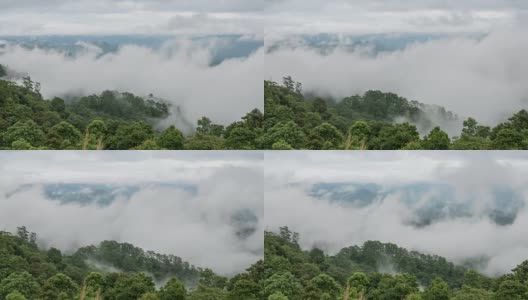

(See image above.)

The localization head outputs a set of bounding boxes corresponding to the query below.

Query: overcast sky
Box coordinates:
[265,151,528,276]
[0,0,265,35]
[265,151,528,184]
[0,151,263,275]
[4,0,527,36]
[265,0,527,36]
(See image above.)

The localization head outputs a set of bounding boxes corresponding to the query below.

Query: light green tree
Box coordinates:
[494,280,527,300]
[268,291,289,300]
[84,272,104,298]
[303,274,341,300]
[492,128,524,149]
[308,123,343,150]
[5,291,28,300]
[159,278,186,300]
[347,272,369,299]
[0,272,40,299]
[264,121,305,149]
[226,127,257,149]
[139,292,160,300]
[158,125,185,149]
[271,140,294,150]
[4,120,46,147]
[405,293,423,300]
[48,121,82,149]
[40,273,79,300]
[348,121,370,149]
[423,127,450,150]
[452,285,494,300]
[188,286,228,300]
[264,272,302,300]
[133,139,162,150]
[229,279,261,300]
[423,277,450,300]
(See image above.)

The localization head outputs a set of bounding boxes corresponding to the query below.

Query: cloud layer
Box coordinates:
[0,151,263,275]
[265,151,528,276]
[1,39,263,125]
[0,0,265,35]
[264,0,525,35]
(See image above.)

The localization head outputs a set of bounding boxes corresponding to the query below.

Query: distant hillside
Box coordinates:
[7,183,197,206]
[0,35,263,66]
[309,182,523,226]
[73,240,203,286]
[265,33,455,55]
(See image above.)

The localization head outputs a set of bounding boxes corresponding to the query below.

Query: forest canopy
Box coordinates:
[264,227,528,300]
[0,226,263,300]
[0,67,263,150]
[264,77,528,150]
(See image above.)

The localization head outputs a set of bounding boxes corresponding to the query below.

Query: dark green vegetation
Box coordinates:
[0,227,263,299]
[265,228,528,300]
[0,65,7,78]
[264,77,528,150]
[0,72,262,150]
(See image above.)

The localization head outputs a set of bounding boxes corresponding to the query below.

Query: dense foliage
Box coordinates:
[264,227,528,299]
[0,65,6,78]
[0,72,263,150]
[0,227,263,299]
[264,78,528,150]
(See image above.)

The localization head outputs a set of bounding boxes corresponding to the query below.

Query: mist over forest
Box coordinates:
[265,151,528,277]
[264,228,528,300]
[266,30,528,129]
[265,0,528,145]
[0,151,264,276]
[0,35,263,126]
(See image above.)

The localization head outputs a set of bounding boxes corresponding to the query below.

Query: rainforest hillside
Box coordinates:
[0,227,263,300]
[264,228,528,300]
[264,78,528,150]
[0,69,263,150]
